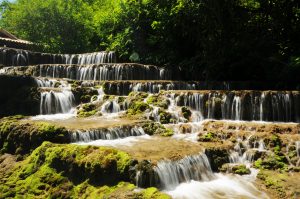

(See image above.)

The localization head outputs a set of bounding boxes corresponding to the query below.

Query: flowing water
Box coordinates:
[3,46,300,198]
[0,47,116,66]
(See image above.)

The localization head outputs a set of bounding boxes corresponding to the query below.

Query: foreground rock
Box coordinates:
[0,142,170,199]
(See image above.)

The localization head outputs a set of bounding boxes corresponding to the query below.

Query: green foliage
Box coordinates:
[1,0,97,53]
[1,0,299,81]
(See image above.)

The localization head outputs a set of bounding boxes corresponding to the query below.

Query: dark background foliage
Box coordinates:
[0,0,299,81]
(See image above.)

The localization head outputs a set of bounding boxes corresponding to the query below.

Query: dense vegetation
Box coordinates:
[0,0,300,81]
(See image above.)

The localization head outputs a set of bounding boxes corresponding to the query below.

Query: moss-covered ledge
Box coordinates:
[0,142,170,199]
[0,116,70,155]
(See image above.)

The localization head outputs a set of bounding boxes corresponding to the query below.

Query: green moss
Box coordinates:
[142,122,174,137]
[77,103,99,118]
[158,110,172,124]
[72,87,98,104]
[257,170,287,198]
[117,96,126,103]
[0,142,135,198]
[161,128,174,137]
[128,92,148,100]
[127,102,151,115]
[205,147,229,172]
[232,164,251,175]
[0,119,70,155]
[139,187,171,199]
[199,132,217,142]
[146,94,169,109]
[254,154,288,171]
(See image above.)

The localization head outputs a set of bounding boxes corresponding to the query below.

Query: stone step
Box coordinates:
[0,47,116,66]
[1,64,172,80]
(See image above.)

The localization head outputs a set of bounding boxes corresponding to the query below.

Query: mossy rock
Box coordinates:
[146,94,170,109]
[138,187,171,199]
[181,106,192,120]
[135,160,157,188]
[254,154,289,171]
[205,147,229,172]
[220,164,251,175]
[127,102,151,116]
[198,132,218,142]
[0,142,140,198]
[72,87,98,104]
[256,170,287,198]
[158,110,172,124]
[77,103,100,118]
[142,122,174,137]
[205,97,222,119]
[0,118,70,155]
[232,164,251,175]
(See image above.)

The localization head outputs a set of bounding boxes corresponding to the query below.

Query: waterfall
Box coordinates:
[0,47,116,66]
[229,136,267,166]
[34,78,69,88]
[101,100,122,113]
[31,64,171,80]
[174,91,300,122]
[71,126,145,142]
[40,90,75,114]
[136,153,215,190]
[77,51,116,64]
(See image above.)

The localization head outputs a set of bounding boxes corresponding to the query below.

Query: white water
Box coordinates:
[101,99,121,113]
[167,174,269,199]
[172,91,300,122]
[31,111,76,120]
[40,90,75,114]
[71,126,145,142]
[76,134,151,147]
[154,153,214,190]
[35,64,171,81]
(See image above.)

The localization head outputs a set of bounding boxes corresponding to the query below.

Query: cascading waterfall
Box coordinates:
[229,135,266,166]
[32,64,170,80]
[136,152,268,199]
[71,126,145,142]
[101,99,122,113]
[36,77,75,115]
[174,91,300,122]
[154,153,215,190]
[0,47,116,66]
[40,90,75,114]
[34,78,68,88]
[136,153,215,190]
